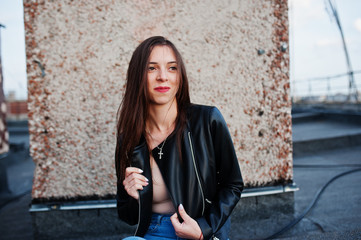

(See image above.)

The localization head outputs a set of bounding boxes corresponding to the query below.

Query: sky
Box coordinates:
[0,0,27,100]
[0,0,361,100]
[289,0,361,97]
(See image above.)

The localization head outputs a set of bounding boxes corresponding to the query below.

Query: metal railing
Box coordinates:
[291,70,361,103]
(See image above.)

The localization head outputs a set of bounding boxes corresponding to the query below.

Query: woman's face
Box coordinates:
[147,45,179,106]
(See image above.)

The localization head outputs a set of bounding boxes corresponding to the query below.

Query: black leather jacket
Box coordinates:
[116,104,243,239]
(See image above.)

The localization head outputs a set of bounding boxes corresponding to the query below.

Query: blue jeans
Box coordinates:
[123,213,230,240]
[123,213,186,240]
[144,213,187,240]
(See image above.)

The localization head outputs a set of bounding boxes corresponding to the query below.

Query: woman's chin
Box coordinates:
[150,98,176,106]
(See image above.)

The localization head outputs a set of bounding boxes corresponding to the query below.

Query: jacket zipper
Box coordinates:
[188,132,205,215]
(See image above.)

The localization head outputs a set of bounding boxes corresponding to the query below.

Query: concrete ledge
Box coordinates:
[293,133,361,157]
[242,183,298,198]
[292,106,361,125]
[30,199,118,212]
[291,112,322,124]
[30,187,297,239]
[29,183,299,212]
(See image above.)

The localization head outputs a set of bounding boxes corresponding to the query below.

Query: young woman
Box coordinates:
[115,36,243,240]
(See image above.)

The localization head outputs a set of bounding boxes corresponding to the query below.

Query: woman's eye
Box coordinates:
[169,66,177,71]
[148,66,156,71]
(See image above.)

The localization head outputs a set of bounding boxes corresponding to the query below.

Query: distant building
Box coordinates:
[6,91,28,121]
[0,46,9,154]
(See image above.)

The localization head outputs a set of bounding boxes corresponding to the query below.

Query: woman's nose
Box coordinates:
[157,68,168,81]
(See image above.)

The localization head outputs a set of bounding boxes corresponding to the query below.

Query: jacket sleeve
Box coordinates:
[116,180,139,225]
[115,137,139,225]
[196,107,244,239]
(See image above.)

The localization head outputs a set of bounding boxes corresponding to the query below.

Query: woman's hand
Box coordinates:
[122,167,149,200]
[171,204,203,240]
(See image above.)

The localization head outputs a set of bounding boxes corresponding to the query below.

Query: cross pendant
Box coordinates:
[158,149,164,159]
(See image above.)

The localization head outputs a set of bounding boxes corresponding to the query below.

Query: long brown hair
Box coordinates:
[115,36,190,182]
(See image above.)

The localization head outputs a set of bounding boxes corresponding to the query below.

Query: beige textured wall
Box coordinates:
[24,0,292,200]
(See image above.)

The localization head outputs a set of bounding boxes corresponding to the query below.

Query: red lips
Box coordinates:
[154,86,170,93]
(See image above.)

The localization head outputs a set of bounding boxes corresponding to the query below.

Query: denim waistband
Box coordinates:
[150,213,173,224]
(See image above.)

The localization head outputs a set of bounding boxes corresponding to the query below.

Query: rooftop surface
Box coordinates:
[1,110,361,239]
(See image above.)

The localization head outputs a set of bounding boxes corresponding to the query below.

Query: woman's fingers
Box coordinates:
[125,167,144,177]
[124,179,147,191]
[123,167,149,200]
[124,167,148,183]
[123,172,148,186]
[123,179,148,200]
[171,204,203,239]
[170,212,180,227]
[177,203,191,221]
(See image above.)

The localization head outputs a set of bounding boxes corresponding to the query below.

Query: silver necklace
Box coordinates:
[146,99,176,160]
[146,130,167,160]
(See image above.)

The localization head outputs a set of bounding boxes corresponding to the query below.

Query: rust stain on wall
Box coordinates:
[24,0,292,200]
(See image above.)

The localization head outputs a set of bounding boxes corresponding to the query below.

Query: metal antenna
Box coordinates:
[325,0,358,102]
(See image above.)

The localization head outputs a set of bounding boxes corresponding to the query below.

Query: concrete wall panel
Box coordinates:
[24,0,292,200]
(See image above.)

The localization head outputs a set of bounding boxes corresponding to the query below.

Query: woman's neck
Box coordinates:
[146,99,178,135]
